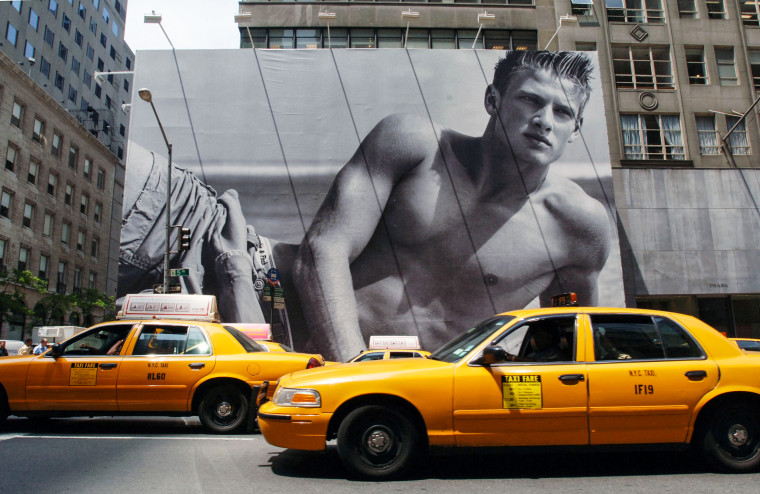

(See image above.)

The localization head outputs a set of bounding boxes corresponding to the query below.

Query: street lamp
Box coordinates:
[401,9,420,49]
[144,11,175,49]
[472,11,496,49]
[234,10,254,49]
[544,14,578,50]
[138,88,173,294]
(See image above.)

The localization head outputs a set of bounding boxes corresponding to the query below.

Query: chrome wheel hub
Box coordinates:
[216,401,233,418]
[728,424,749,447]
[367,429,391,453]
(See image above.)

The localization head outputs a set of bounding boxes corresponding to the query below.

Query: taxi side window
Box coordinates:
[389,351,418,359]
[593,315,658,360]
[133,325,192,356]
[495,316,576,362]
[653,316,704,358]
[61,325,133,356]
[183,326,211,355]
[355,352,384,362]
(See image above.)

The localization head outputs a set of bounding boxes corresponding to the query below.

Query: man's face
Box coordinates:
[42,339,48,346]
[488,68,583,168]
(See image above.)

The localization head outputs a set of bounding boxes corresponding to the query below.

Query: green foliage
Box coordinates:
[0,269,48,324]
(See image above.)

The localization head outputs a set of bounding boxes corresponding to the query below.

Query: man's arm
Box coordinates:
[293,114,434,360]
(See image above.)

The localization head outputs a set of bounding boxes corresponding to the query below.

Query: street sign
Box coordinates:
[170,268,190,277]
[168,284,182,293]
[266,268,280,285]
[262,285,272,302]
[153,284,164,294]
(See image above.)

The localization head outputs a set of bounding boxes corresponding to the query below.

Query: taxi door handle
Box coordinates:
[189,363,205,370]
[685,370,707,381]
[559,374,585,383]
[100,363,117,369]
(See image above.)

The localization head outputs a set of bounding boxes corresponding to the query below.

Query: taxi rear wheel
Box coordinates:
[198,384,248,434]
[337,405,422,480]
[698,402,760,472]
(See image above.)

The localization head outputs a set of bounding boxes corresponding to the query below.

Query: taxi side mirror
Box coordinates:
[49,344,61,358]
[475,346,507,366]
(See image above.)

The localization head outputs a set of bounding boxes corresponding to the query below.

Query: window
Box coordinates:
[96,168,105,189]
[94,0,100,8]
[62,13,71,33]
[65,184,73,206]
[126,57,132,70]
[89,18,97,35]
[39,254,49,280]
[74,29,83,47]
[44,26,55,46]
[715,47,737,85]
[591,314,702,360]
[5,145,17,172]
[49,0,58,17]
[40,57,51,79]
[100,33,107,48]
[576,42,597,52]
[620,114,685,160]
[88,271,96,289]
[83,71,92,89]
[686,47,708,84]
[93,202,101,223]
[103,6,110,23]
[6,23,18,47]
[58,42,68,62]
[742,1,760,26]
[43,212,53,237]
[133,325,208,356]
[11,101,23,128]
[78,1,86,19]
[123,79,129,92]
[28,160,39,184]
[12,1,21,12]
[493,316,577,362]
[726,116,750,155]
[1,190,12,218]
[25,40,36,60]
[607,0,665,24]
[76,231,85,251]
[33,117,45,143]
[86,44,94,61]
[678,0,698,18]
[109,46,117,60]
[80,194,88,215]
[90,237,99,258]
[0,239,5,269]
[51,132,62,157]
[83,158,92,180]
[750,51,760,93]
[47,173,57,196]
[55,72,65,91]
[68,145,78,169]
[706,0,727,19]
[94,83,102,99]
[61,222,70,245]
[18,247,29,272]
[68,85,77,103]
[695,115,720,155]
[74,267,82,290]
[105,95,112,109]
[29,10,40,30]
[612,46,674,90]
[71,57,80,77]
[112,21,119,37]
[119,124,126,137]
[57,261,67,292]
[23,203,34,229]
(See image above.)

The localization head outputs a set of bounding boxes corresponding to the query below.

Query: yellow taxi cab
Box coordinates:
[348,335,431,363]
[258,300,760,479]
[0,294,324,434]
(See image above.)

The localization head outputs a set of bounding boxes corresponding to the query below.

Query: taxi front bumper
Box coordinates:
[257,404,332,451]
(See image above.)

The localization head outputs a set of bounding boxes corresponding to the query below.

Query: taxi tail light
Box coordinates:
[306,357,323,369]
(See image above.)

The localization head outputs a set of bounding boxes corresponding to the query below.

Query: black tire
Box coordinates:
[697,402,760,472]
[198,384,248,434]
[336,405,423,480]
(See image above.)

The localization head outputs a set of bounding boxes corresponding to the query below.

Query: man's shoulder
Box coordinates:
[541,176,607,223]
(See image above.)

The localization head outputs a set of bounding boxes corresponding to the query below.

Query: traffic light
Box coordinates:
[177,226,191,253]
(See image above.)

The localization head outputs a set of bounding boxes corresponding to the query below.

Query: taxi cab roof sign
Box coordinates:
[118,294,220,322]
[551,292,578,307]
[368,335,421,350]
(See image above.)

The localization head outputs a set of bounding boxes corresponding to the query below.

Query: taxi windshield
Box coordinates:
[430,315,515,363]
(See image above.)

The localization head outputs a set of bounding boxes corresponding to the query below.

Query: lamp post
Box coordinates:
[144,11,175,49]
[472,11,496,49]
[138,88,173,294]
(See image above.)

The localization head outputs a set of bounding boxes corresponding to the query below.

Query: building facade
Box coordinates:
[0,51,123,339]
[234,0,760,338]
[1,0,133,161]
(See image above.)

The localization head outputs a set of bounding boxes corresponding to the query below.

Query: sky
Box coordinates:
[124,0,241,52]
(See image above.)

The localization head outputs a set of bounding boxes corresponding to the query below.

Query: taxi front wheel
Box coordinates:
[697,402,760,472]
[198,384,248,434]
[337,405,423,480]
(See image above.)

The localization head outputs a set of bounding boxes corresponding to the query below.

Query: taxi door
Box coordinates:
[452,315,589,447]
[116,323,215,412]
[585,313,720,445]
[25,324,135,411]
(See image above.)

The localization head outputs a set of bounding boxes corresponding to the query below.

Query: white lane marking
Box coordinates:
[0,434,259,441]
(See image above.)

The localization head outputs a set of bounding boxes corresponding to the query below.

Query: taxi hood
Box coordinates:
[279,355,450,387]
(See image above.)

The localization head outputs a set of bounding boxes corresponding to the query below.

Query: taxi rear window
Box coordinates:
[222,325,266,353]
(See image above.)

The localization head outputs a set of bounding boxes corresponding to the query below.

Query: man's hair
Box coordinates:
[492,51,594,118]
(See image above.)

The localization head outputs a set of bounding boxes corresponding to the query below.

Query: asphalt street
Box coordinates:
[0,416,758,494]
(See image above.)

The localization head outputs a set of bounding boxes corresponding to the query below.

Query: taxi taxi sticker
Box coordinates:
[629,369,657,377]
[502,375,542,409]
[69,362,98,386]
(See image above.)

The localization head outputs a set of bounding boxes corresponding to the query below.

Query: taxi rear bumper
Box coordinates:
[258,410,332,451]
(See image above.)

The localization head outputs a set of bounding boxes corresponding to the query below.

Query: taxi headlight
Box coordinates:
[272,387,321,407]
